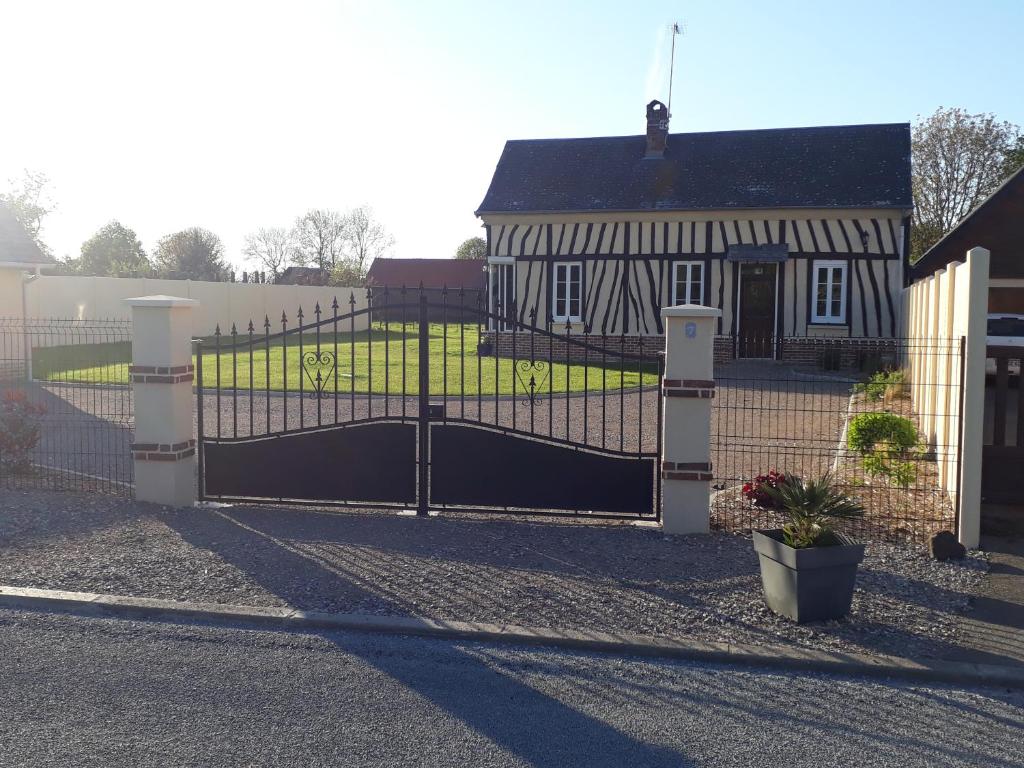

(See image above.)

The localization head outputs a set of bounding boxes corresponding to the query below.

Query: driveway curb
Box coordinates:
[2,584,1021,689]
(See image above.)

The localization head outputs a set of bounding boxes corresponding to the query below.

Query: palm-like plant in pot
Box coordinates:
[751,473,865,623]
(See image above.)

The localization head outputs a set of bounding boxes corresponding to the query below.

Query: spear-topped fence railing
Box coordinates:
[196,285,662,519]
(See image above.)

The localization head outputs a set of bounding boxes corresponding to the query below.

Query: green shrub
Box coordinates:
[847,412,919,486]
[764,473,864,548]
[853,369,907,402]
[847,412,917,454]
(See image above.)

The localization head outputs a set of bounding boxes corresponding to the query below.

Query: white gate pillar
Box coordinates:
[660,304,721,534]
[126,295,198,507]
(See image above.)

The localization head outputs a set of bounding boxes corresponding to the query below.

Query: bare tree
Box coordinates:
[339,205,394,280]
[912,107,1021,259]
[242,227,294,281]
[0,169,55,257]
[292,209,346,276]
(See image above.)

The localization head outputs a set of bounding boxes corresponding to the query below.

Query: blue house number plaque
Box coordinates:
[685,321,697,338]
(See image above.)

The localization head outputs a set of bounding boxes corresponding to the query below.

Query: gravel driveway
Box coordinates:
[0,489,988,662]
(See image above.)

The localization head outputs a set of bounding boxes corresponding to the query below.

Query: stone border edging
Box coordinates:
[1,584,1021,689]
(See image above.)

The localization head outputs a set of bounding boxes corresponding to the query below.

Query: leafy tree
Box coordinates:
[328,260,365,287]
[0,170,55,258]
[339,205,394,280]
[1003,136,1024,179]
[292,209,346,277]
[455,236,487,260]
[911,107,1021,260]
[242,226,294,281]
[153,227,230,281]
[69,221,152,276]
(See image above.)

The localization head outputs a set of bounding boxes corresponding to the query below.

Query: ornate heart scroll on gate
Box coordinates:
[514,358,549,405]
[302,350,336,399]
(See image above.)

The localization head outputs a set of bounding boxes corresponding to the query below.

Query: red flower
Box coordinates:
[742,469,788,508]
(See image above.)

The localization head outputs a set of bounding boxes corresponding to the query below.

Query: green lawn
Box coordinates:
[31,323,659,396]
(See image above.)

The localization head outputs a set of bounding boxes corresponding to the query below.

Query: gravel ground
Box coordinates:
[3,609,1023,768]
[0,489,989,662]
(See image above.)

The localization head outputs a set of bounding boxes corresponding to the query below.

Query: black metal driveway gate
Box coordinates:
[196,288,661,519]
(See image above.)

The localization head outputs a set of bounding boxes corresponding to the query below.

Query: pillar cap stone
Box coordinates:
[661,304,722,319]
[125,295,198,308]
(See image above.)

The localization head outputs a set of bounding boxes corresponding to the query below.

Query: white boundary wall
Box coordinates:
[900,247,989,548]
[18,275,368,335]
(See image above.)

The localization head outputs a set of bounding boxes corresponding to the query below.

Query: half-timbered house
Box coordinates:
[475,101,912,361]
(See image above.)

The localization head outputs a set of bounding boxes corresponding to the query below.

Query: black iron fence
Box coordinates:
[0,318,133,495]
[0,308,971,547]
[196,286,662,518]
[710,336,965,546]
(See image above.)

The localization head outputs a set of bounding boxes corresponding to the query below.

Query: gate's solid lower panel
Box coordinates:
[204,422,416,504]
[430,423,655,515]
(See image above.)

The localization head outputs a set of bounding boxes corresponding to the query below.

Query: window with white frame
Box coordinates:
[489,260,515,331]
[672,261,704,305]
[552,262,582,322]
[812,260,847,324]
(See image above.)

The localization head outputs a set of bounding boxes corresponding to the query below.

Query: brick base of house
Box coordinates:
[772,337,899,369]
[482,332,898,370]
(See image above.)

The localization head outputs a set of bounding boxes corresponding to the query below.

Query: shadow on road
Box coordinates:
[165,506,691,767]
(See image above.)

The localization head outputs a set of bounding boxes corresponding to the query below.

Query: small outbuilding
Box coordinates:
[365,258,487,322]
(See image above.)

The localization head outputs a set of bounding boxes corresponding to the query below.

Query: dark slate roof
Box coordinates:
[476,123,912,215]
[0,203,51,265]
[911,165,1024,280]
[366,258,486,290]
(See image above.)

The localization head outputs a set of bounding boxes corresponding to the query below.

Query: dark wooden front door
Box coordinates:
[739,263,777,358]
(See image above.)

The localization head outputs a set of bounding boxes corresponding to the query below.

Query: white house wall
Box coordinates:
[486,210,905,337]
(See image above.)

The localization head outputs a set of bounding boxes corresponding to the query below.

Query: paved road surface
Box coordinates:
[1,610,1022,767]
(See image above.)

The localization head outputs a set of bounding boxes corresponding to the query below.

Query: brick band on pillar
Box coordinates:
[128,364,195,384]
[131,439,196,462]
[662,379,715,399]
[661,461,713,482]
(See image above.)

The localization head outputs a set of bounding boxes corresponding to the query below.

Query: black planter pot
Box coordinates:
[477,341,493,357]
[752,529,865,623]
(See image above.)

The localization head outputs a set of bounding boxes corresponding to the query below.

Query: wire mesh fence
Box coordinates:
[710,337,965,547]
[0,318,133,495]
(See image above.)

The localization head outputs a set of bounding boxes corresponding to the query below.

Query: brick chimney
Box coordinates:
[645,100,669,159]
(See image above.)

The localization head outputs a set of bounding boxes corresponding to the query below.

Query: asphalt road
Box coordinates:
[1,610,1022,767]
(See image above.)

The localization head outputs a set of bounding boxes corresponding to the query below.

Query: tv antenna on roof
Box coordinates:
[667,22,683,117]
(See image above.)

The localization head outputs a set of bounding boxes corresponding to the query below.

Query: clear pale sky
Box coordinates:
[2,0,1022,270]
